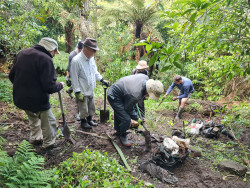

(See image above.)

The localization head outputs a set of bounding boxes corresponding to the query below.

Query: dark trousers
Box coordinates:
[107,97,138,134]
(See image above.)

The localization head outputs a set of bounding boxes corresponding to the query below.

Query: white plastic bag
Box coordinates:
[172,136,190,149]
[185,122,204,135]
[163,138,179,155]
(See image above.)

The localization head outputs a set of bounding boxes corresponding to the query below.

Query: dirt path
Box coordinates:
[0,93,249,187]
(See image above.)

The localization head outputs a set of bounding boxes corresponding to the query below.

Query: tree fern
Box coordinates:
[0,140,53,188]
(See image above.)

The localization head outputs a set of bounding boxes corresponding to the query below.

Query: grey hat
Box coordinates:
[146,79,164,101]
[83,38,99,51]
[39,37,60,54]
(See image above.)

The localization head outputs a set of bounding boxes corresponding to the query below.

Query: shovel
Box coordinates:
[135,104,151,152]
[100,85,110,123]
[58,91,75,144]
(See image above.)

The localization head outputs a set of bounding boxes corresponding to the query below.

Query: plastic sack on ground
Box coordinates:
[172,136,190,149]
[185,122,204,135]
[163,137,179,155]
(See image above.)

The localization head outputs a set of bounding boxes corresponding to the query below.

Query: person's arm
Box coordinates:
[178,86,189,98]
[166,82,175,95]
[93,58,103,81]
[39,58,63,94]
[70,59,81,93]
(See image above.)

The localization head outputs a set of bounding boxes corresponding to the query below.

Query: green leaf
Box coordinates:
[134,42,147,46]
[189,12,197,22]
[149,53,157,66]
[173,61,182,69]
[146,44,152,52]
[174,54,181,62]
[161,65,172,72]
[147,34,151,43]
[201,3,211,10]
[183,8,194,15]
[167,46,174,54]
[158,3,164,11]
[181,21,189,31]
[173,22,179,30]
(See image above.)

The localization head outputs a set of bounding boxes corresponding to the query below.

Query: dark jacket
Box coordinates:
[108,74,148,113]
[9,45,63,113]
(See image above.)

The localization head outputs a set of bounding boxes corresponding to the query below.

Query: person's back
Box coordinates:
[10,44,60,112]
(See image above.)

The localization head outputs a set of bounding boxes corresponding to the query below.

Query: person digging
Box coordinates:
[107,74,164,147]
[162,75,194,120]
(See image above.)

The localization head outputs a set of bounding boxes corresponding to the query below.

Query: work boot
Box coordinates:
[87,116,98,126]
[81,119,92,129]
[119,132,131,147]
[175,107,183,120]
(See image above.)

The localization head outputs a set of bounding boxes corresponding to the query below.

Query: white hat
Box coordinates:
[39,37,60,54]
[136,60,149,70]
[146,79,164,101]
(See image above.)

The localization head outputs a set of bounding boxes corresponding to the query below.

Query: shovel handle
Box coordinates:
[104,87,107,112]
[135,104,148,132]
[58,91,66,124]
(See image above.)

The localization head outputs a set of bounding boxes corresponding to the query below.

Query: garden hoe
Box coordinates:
[100,84,110,123]
[58,91,75,144]
[135,104,151,152]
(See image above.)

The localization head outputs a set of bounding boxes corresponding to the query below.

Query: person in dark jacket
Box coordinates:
[162,75,194,120]
[131,60,149,118]
[107,74,164,147]
[9,37,65,150]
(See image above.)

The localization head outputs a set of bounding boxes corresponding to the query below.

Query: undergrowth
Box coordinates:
[0,140,53,188]
[51,149,144,187]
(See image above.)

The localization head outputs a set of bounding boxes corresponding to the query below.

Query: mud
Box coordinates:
[0,94,249,188]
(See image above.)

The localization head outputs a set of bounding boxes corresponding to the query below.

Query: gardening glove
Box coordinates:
[130,119,139,129]
[100,79,110,87]
[65,76,71,87]
[75,92,84,102]
[172,96,178,101]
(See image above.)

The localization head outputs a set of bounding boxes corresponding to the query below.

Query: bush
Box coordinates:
[0,75,13,103]
[0,140,53,187]
[52,149,143,187]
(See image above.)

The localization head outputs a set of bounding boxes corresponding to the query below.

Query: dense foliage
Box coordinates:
[52,149,144,187]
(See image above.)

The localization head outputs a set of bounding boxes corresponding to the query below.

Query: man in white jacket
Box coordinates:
[71,38,109,129]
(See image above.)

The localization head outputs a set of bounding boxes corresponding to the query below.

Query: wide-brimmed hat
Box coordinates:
[39,37,60,54]
[146,79,164,101]
[136,60,149,70]
[83,38,99,51]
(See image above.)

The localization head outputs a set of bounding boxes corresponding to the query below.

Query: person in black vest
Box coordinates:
[107,74,164,147]
[131,60,149,119]
[9,37,65,150]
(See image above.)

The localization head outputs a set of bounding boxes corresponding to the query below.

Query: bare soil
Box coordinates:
[0,93,249,188]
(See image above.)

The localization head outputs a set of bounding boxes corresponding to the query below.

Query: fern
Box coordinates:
[0,140,53,188]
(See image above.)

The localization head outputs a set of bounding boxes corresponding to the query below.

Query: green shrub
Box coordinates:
[0,140,53,188]
[52,149,143,187]
[53,51,69,74]
[0,76,13,103]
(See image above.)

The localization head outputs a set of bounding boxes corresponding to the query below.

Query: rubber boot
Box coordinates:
[81,119,92,129]
[87,116,98,126]
[120,132,131,147]
[175,107,183,120]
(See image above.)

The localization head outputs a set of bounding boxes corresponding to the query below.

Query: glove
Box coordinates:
[172,96,178,101]
[130,119,139,129]
[100,79,110,87]
[75,92,84,102]
[65,76,71,87]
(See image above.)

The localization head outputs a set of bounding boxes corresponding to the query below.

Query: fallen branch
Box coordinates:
[76,130,108,140]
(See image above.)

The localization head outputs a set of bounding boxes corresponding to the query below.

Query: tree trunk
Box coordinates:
[65,21,75,53]
[135,23,143,38]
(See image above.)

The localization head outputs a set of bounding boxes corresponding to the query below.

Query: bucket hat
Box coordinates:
[146,79,164,101]
[136,60,149,70]
[83,38,99,51]
[39,37,60,54]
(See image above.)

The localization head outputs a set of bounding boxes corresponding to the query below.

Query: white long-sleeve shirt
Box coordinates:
[71,51,103,96]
